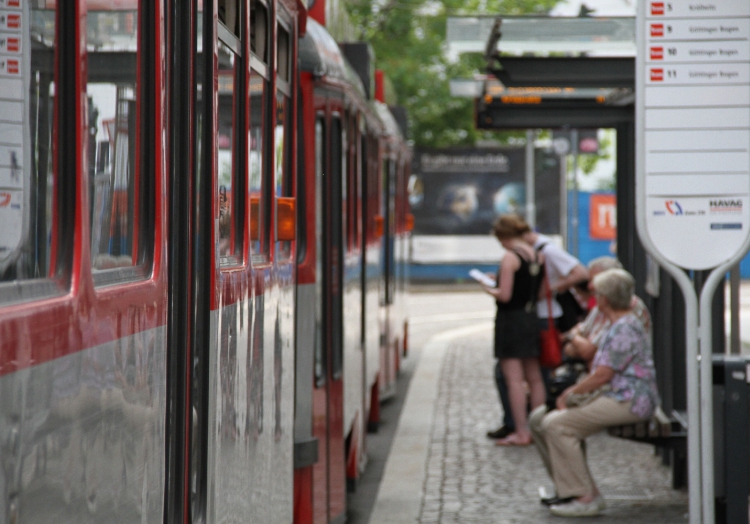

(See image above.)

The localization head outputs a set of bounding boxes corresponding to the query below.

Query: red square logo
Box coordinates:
[7,14,21,29]
[651,24,664,37]
[7,0,21,7]
[650,47,664,60]
[651,2,665,15]
[650,68,664,82]
[6,37,19,53]
[7,59,19,75]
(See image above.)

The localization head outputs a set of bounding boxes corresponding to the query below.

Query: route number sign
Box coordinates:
[638,0,750,269]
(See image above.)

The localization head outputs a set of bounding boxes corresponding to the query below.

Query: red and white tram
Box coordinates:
[293,18,412,523]
[0,1,410,523]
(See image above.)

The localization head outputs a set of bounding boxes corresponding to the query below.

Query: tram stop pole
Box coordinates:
[525,129,536,230]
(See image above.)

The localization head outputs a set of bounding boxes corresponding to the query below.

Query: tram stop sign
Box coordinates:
[637,1,750,270]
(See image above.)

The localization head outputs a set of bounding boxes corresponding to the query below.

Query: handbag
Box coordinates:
[539,271,562,368]
[555,289,587,332]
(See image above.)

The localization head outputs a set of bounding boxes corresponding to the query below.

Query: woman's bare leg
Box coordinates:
[522,357,546,411]
[499,358,532,441]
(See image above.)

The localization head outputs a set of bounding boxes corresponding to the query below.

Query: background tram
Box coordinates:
[0,1,410,523]
[293,19,412,523]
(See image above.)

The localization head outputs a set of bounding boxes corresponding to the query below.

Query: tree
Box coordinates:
[345,0,557,148]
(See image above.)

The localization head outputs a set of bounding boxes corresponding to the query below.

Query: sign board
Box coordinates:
[590,193,617,240]
[0,1,29,272]
[638,0,750,269]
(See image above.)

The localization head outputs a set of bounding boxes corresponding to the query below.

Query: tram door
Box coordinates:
[312,111,347,523]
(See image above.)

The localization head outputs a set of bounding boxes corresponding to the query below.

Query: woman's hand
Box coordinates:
[481,283,502,300]
[556,385,576,411]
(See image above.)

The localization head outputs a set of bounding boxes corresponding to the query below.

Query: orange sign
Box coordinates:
[590,194,616,240]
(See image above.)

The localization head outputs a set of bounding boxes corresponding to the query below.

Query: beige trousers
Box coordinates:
[538,396,642,498]
[529,404,553,478]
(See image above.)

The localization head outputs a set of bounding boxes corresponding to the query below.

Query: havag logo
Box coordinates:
[709,199,742,213]
[665,200,683,215]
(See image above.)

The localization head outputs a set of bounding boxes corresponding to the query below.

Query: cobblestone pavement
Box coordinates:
[418,327,689,524]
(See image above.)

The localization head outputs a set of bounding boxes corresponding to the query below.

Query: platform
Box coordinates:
[369,320,688,523]
[359,285,750,524]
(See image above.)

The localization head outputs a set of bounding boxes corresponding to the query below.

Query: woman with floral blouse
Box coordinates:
[538,268,660,518]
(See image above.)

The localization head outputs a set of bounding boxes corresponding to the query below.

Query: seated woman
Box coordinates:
[538,268,660,517]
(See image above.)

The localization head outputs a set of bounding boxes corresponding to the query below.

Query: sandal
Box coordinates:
[495,433,533,446]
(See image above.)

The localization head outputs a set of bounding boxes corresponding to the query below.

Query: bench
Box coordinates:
[607,407,687,443]
[607,408,688,488]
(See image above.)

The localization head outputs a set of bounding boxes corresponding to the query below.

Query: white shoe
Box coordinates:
[549,495,604,517]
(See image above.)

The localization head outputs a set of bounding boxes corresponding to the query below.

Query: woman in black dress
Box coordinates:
[482,215,546,446]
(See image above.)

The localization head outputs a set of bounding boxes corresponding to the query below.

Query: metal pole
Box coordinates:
[730,265,740,355]
[673,271,702,524]
[698,267,727,524]
[560,146,568,246]
[570,129,579,257]
[525,129,536,229]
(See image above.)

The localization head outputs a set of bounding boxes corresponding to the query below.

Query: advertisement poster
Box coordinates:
[410,148,525,235]
[409,147,561,236]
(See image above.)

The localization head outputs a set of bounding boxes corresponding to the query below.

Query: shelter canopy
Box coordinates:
[446,16,635,60]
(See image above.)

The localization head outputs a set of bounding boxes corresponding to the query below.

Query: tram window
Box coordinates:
[249,70,269,260]
[330,117,344,379]
[87,4,154,281]
[0,5,58,291]
[349,118,360,250]
[341,119,348,252]
[358,133,367,249]
[344,120,352,250]
[314,118,325,386]
[274,21,293,259]
[250,1,269,64]
[275,90,292,259]
[385,159,396,304]
[217,41,242,264]
[218,0,240,37]
[249,0,270,261]
[276,24,290,83]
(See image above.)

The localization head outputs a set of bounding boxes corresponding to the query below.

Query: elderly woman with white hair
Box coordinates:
[539,268,660,517]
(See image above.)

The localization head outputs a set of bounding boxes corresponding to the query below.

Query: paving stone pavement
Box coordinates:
[418,326,689,524]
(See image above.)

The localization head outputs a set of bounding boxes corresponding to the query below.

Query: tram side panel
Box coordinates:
[342,112,366,486]
[374,102,411,402]
[197,1,299,522]
[394,154,412,358]
[363,134,384,426]
[0,2,169,523]
[296,80,348,524]
[378,146,399,400]
[293,71,319,524]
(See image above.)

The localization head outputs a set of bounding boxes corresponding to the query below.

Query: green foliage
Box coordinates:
[566,130,616,190]
[344,0,557,148]
[578,131,611,175]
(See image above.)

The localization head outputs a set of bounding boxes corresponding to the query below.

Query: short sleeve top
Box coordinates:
[593,313,660,419]
[579,296,652,348]
[533,234,581,318]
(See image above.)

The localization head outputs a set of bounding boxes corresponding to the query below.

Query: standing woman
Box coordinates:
[483,215,547,446]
